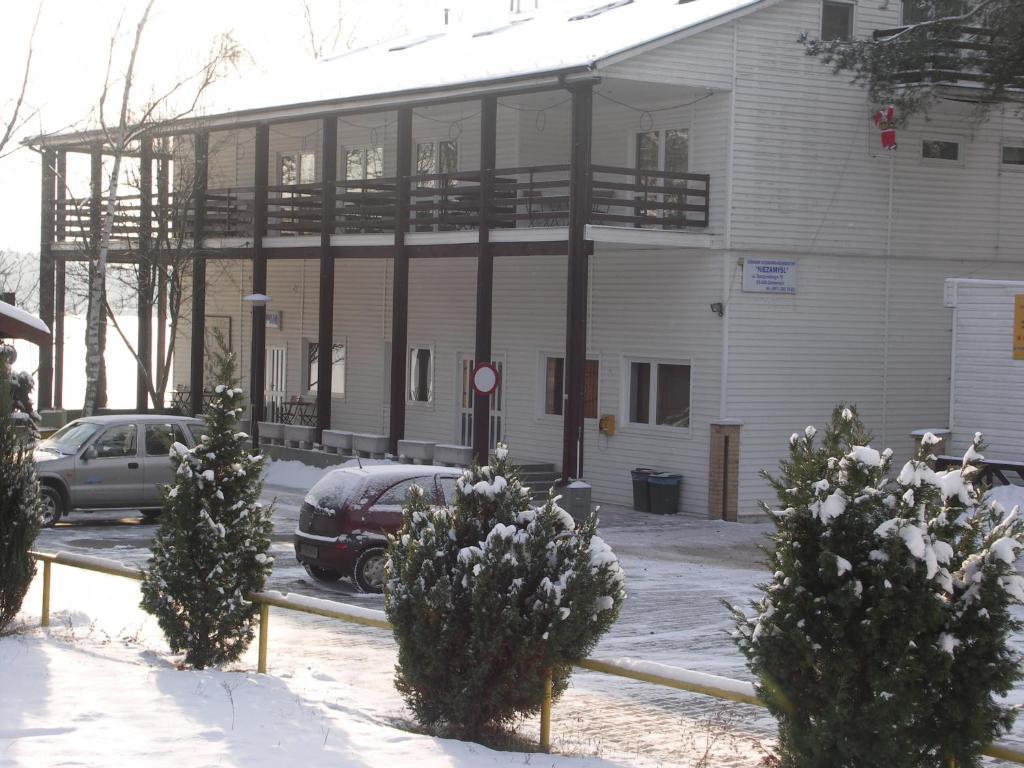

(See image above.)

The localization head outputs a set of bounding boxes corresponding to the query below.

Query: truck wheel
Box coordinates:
[304,564,342,583]
[40,486,64,527]
[353,547,387,594]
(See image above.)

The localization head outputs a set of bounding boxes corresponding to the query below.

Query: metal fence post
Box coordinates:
[257,602,269,673]
[540,668,553,752]
[41,560,51,628]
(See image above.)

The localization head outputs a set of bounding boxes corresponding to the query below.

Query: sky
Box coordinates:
[0,0,553,254]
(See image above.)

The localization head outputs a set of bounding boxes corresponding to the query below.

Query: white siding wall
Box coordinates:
[948,281,1024,460]
[604,23,736,89]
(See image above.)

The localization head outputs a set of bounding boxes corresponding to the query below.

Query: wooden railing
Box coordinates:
[50,164,711,246]
[872,25,1024,88]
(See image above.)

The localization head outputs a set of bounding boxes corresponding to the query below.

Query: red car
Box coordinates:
[294,464,462,593]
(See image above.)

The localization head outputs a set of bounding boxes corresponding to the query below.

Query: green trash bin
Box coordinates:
[648,473,682,514]
[630,468,655,512]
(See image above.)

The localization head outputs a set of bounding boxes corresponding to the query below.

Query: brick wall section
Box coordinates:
[708,421,742,521]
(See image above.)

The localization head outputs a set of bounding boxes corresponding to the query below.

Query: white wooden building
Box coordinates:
[31,0,1024,518]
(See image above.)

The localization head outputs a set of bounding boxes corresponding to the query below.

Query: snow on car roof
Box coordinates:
[328,463,463,480]
[74,414,205,424]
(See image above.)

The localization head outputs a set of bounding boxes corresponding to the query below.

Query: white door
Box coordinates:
[457,352,504,450]
[266,346,287,421]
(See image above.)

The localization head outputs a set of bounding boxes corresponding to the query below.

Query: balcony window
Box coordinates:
[409,347,433,403]
[306,341,346,396]
[628,360,691,429]
[416,140,458,183]
[281,152,316,186]
[542,356,599,418]
[344,146,384,182]
[636,128,690,224]
[821,1,854,41]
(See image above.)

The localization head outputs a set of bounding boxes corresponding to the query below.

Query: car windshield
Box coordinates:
[187,422,209,443]
[42,421,102,452]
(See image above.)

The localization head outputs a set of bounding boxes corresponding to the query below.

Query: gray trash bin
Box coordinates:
[648,473,682,515]
[563,480,592,520]
[631,468,655,512]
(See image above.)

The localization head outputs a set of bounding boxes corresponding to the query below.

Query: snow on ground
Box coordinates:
[987,484,1024,514]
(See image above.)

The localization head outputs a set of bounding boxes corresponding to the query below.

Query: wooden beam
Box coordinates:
[249,124,270,444]
[472,96,498,467]
[137,136,153,411]
[316,116,338,437]
[38,149,56,410]
[388,108,413,454]
[562,83,593,483]
[189,131,209,416]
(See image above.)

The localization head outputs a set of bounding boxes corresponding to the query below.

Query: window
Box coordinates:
[922,139,960,161]
[636,128,689,225]
[93,424,138,458]
[416,140,458,182]
[438,476,457,506]
[821,1,854,41]
[306,342,346,396]
[343,146,384,183]
[902,0,967,25]
[144,423,186,456]
[280,152,316,186]
[1002,146,1024,166]
[628,361,691,428]
[543,356,599,419]
[409,347,433,403]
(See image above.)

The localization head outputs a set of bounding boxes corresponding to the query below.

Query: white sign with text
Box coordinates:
[742,259,797,295]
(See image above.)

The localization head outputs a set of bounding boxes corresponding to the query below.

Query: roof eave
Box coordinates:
[24,66,597,150]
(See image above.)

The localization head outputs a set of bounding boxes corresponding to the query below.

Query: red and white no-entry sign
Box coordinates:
[470,361,501,396]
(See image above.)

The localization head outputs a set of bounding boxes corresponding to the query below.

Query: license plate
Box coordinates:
[299,543,318,559]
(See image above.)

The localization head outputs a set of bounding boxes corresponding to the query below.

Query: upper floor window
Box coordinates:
[636,128,690,222]
[1002,145,1024,166]
[416,140,458,182]
[281,151,316,186]
[901,0,967,25]
[821,1,854,41]
[344,146,383,183]
[922,139,960,161]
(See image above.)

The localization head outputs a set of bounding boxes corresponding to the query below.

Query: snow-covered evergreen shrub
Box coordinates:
[140,352,273,669]
[385,446,626,739]
[732,405,1024,768]
[0,347,40,633]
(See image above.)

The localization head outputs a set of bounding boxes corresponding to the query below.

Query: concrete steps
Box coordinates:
[517,462,561,501]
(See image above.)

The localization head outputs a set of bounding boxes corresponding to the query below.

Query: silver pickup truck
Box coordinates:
[33,414,207,526]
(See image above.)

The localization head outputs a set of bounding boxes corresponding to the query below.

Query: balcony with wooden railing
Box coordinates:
[49,164,711,248]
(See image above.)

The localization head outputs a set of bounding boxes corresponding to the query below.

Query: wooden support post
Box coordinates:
[137,136,153,411]
[316,116,338,439]
[189,131,209,416]
[257,601,269,673]
[561,83,593,483]
[250,124,270,445]
[41,560,51,628]
[155,149,169,400]
[90,147,107,409]
[388,108,413,455]
[540,668,553,752]
[54,151,66,408]
[38,149,56,410]
[472,96,498,467]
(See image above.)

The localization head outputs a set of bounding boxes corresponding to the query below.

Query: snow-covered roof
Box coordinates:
[0,300,50,346]
[208,0,765,118]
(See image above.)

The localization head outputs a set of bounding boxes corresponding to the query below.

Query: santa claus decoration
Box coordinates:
[873,105,897,150]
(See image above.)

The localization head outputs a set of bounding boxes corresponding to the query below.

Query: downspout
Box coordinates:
[881,150,894,446]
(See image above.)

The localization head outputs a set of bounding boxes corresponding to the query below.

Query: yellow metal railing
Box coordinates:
[27,550,1024,763]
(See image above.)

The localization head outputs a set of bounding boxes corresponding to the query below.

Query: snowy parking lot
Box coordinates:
[7,460,1024,766]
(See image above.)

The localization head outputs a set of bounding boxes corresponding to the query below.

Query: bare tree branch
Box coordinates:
[0,2,43,158]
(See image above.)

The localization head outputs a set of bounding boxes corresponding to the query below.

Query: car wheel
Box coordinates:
[353,546,387,594]
[303,564,343,583]
[39,486,63,527]
[140,509,162,522]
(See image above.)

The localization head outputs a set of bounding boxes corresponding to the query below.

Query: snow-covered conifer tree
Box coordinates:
[386,445,625,740]
[140,351,273,669]
[732,405,1023,768]
[0,343,41,633]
